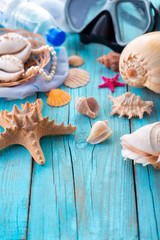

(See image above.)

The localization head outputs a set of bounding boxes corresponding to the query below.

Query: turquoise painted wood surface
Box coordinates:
[0,28,160,240]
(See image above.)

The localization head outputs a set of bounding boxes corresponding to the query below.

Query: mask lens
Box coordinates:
[67,0,106,31]
[117,1,150,43]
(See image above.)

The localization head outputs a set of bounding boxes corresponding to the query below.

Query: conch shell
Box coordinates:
[0,55,24,82]
[108,92,154,119]
[120,32,160,93]
[0,32,32,63]
[97,52,120,72]
[121,122,160,170]
[76,97,99,119]
[87,120,113,144]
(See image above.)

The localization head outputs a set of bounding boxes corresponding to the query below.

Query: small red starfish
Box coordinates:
[98,73,125,92]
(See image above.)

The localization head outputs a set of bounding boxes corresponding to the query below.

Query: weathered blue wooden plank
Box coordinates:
[27,92,78,240]
[67,35,138,240]
[0,95,36,240]
[129,86,160,240]
[28,34,138,240]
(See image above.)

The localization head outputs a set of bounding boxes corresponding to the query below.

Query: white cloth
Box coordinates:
[0,47,68,99]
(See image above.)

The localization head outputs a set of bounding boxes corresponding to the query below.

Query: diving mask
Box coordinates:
[65,0,160,52]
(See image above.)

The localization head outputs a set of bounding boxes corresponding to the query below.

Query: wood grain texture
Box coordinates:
[0,19,160,239]
[27,34,138,240]
[129,86,160,240]
[0,95,36,240]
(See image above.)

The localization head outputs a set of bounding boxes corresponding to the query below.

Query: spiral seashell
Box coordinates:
[121,122,160,170]
[97,52,120,72]
[108,92,154,119]
[87,120,113,144]
[120,32,160,93]
[76,97,99,119]
[0,55,24,82]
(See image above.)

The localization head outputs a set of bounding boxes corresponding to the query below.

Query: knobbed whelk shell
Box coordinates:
[108,92,154,119]
[120,32,160,93]
[121,122,160,170]
[0,55,24,82]
[87,120,113,144]
[76,97,99,119]
[0,32,32,63]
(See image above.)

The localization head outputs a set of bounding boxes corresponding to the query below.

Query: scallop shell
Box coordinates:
[76,97,99,119]
[69,55,84,66]
[63,68,90,88]
[47,89,71,107]
[97,52,120,72]
[120,32,160,93]
[0,32,32,63]
[108,92,154,119]
[121,122,160,170]
[0,55,24,82]
[87,120,113,144]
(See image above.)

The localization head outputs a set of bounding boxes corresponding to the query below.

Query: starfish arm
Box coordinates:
[109,85,114,92]
[113,73,119,80]
[116,82,125,87]
[102,76,110,82]
[98,83,108,88]
[22,135,45,165]
[36,118,76,137]
[0,128,17,150]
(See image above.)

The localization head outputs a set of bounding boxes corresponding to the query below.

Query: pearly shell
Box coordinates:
[97,52,120,72]
[0,32,32,63]
[0,55,24,82]
[108,92,154,119]
[69,55,84,66]
[76,97,99,119]
[87,120,113,144]
[120,32,160,93]
[121,122,160,170]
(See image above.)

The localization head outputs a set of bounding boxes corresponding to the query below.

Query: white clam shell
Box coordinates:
[0,32,32,63]
[121,122,160,169]
[87,120,113,144]
[0,55,24,82]
[120,32,160,93]
[0,55,24,72]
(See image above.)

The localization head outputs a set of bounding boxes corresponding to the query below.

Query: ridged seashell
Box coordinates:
[0,32,32,63]
[121,122,160,170]
[0,99,76,165]
[87,120,113,144]
[46,88,71,107]
[97,52,120,72]
[0,55,24,82]
[120,32,160,93]
[76,97,99,119]
[108,92,154,119]
[63,68,90,88]
[69,55,84,66]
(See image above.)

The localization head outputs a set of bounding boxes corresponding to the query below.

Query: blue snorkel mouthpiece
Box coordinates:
[47,27,66,46]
